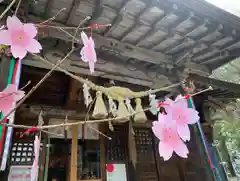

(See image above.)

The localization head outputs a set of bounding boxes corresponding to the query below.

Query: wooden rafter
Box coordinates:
[43,0,54,18]
[65,0,81,25]
[104,0,130,37]
[135,4,179,46]
[188,73,240,94]
[22,47,174,89]
[1,0,239,76]
[119,1,156,42]
[26,15,172,65]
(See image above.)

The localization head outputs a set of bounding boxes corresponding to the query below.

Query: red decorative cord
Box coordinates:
[20,126,38,138]
[89,24,106,30]
[184,94,191,99]
[156,102,169,108]
[88,24,109,35]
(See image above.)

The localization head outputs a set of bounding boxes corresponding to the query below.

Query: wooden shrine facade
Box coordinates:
[4,62,240,181]
[0,65,216,181]
[1,0,240,181]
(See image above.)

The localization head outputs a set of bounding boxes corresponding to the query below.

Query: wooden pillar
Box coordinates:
[44,137,50,181]
[176,158,186,181]
[65,79,82,109]
[187,98,215,181]
[152,135,161,180]
[100,123,106,181]
[128,121,137,181]
[70,125,78,181]
[39,118,50,181]
[38,137,46,181]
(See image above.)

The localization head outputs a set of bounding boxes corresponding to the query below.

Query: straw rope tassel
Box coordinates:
[116,100,130,123]
[134,98,147,123]
[92,91,108,119]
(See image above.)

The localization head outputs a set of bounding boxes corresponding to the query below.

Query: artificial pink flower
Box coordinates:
[31,136,40,181]
[164,94,200,141]
[80,31,97,74]
[0,84,25,116]
[152,113,189,161]
[0,16,42,59]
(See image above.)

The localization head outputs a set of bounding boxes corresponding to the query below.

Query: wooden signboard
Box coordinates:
[48,119,99,140]
[7,166,32,181]
[106,164,127,181]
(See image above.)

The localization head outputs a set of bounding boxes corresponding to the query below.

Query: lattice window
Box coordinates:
[135,128,155,162]
[105,124,128,162]
[10,142,34,165]
[135,128,158,181]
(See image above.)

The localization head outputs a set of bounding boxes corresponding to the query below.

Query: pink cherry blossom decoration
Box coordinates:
[0,84,25,116]
[31,136,40,181]
[0,16,42,59]
[80,31,97,74]
[152,113,189,161]
[164,94,200,141]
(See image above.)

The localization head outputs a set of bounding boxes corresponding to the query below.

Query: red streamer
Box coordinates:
[184,94,191,99]
[20,127,38,138]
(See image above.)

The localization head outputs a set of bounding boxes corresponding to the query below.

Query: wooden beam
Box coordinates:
[26,15,172,65]
[19,104,86,120]
[22,47,174,89]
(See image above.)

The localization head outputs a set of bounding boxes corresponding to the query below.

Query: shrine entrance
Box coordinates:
[47,139,70,181]
[46,138,101,181]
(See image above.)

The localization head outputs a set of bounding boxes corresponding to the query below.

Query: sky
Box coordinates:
[205,0,240,17]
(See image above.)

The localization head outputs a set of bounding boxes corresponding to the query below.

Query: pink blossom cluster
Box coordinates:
[0,16,98,74]
[152,95,199,161]
[0,84,25,116]
[0,16,42,59]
